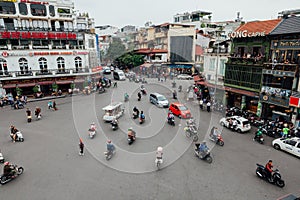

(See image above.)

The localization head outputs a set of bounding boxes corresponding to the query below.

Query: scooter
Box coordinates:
[139,117,145,124]
[255,163,285,188]
[35,114,42,120]
[167,117,175,126]
[209,134,224,146]
[27,115,32,123]
[194,149,213,163]
[0,165,24,185]
[124,94,129,102]
[88,129,96,139]
[253,135,264,144]
[98,86,105,94]
[133,111,139,119]
[141,89,147,95]
[0,151,4,163]
[104,150,116,161]
[111,121,118,131]
[128,135,136,145]
[155,157,163,169]
[10,131,24,142]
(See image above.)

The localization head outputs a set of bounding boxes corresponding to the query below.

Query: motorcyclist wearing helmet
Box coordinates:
[111,118,118,127]
[124,93,129,101]
[35,106,41,118]
[195,141,209,158]
[3,162,14,177]
[156,147,163,159]
[89,122,96,132]
[210,127,219,141]
[10,125,18,142]
[254,127,263,140]
[140,111,145,121]
[127,127,136,141]
[265,160,273,181]
[133,106,139,119]
[167,112,175,122]
[106,140,115,154]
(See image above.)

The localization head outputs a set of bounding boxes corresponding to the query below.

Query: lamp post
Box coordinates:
[214,41,220,99]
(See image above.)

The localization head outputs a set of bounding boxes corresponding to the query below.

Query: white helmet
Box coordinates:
[157,146,163,152]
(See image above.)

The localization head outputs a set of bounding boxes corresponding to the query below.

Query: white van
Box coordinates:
[113,70,126,80]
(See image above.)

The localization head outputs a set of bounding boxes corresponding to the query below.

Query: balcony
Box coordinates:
[227,56,266,65]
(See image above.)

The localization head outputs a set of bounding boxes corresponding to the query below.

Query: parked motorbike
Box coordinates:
[184,126,198,142]
[209,134,224,146]
[194,149,213,163]
[0,165,24,185]
[255,163,285,188]
[10,131,24,142]
[167,117,175,126]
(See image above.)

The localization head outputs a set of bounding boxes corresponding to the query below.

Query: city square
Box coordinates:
[0,78,299,200]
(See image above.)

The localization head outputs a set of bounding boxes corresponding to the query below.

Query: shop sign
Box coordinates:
[33,51,73,56]
[37,78,53,82]
[289,96,300,108]
[262,69,295,77]
[0,0,17,2]
[92,66,102,72]
[0,31,76,40]
[229,30,265,38]
[6,52,28,56]
[272,39,300,49]
[260,94,290,107]
[73,51,88,55]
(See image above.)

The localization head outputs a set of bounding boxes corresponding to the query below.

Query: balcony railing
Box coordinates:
[227,56,266,65]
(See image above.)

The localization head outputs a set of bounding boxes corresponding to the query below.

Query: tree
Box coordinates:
[106,38,126,62]
[116,52,144,69]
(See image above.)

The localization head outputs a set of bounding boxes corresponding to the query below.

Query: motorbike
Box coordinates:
[124,94,129,102]
[155,157,163,169]
[184,126,198,142]
[139,117,145,124]
[10,131,24,142]
[88,128,96,139]
[209,134,224,146]
[27,115,32,123]
[133,111,139,119]
[111,121,118,131]
[253,135,264,144]
[0,165,24,185]
[128,135,136,145]
[0,151,4,163]
[35,113,42,120]
[141,88,147,95]
[255,163,285,188]
[98,86,105,94]
[104,150,116,161]
[194,149,213,163]
[167,117,175,126]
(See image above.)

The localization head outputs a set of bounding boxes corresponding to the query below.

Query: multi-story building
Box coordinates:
[262,12,300,122]
[224,19,281,114]
[0,0,99,96]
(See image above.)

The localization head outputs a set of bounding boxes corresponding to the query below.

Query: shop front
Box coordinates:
[289,92,300,128]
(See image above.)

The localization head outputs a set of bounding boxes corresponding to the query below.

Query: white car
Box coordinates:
[177,74,193,80]
[272,137,300,158]
[103,67,111,74]
[219,116,251,133]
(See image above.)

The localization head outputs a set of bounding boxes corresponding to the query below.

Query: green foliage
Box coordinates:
[116,52,144,69]
[16,87,22,96]
[200,23,206,28]
[52,83,58,92]
[70,83,75,89]
[33,85,39,93]
[106,38,126,61]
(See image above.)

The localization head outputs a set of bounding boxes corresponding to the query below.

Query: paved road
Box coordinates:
[0,78,299,200]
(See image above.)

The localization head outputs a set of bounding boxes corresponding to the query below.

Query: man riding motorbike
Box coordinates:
[195,141,209,158]
[124,93,129,102]
[254,128,263,140]
[137,92,142,101]
[127,127,136,142]
[10,125,18,142]
[35,107,41,119]
[265,160,273,181]
[133,106,139,119]
[89,122,96,131]
[111,118,118,129]
[139,111,145,124]
[140,84,146,95]
[106,140,115,154]
[167,112,175,123]
[3,162,15,178]
[210,127,219,141]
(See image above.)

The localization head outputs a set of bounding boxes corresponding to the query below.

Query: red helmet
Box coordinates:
[4,161,9,165]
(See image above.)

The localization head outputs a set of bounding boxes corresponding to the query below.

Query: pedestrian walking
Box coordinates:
[53,100,57,111]
[26,108,32,123]
[79,138,84,156]
[206,101,211,112]
[199,99,204,110]
[113,81,117,88]
[48,100,53,109]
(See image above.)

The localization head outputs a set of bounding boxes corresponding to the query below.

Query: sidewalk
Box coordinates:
[27,95,67,103]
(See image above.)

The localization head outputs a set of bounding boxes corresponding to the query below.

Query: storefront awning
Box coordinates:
[38,81,54,85]
[56,80,73,84]
[17,83,36,88]
[3,84,16,89]
[225,86,259,97]
[74,79,85,83]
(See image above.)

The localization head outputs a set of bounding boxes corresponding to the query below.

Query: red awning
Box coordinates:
[3,84,16,89]
[193,75,200,82]
[17,82,36,88]
[38,81,54,85]
[56,80,73,84]
[225,86,258,97]
[74,79,85,83]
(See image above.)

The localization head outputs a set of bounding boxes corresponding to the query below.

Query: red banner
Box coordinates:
[0,31,77,40]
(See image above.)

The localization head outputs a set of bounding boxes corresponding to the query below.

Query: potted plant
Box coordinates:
[16,87,22,96]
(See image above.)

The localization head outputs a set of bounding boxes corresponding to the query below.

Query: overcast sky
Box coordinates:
[73,0,300,28]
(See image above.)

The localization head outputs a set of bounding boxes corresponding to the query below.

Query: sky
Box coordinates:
[73,0,300,28]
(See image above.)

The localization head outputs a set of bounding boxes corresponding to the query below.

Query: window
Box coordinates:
[297,143,300,148]
[38,57,47,73]
[75,56,82,72]
[18,3,27,15]
[285,140,297,146]
[0,2,16,14]
[49,5,55,17]
[57,8,70,14]
[57,57,65,72]
[219,59,226,75]
[209,58,215,71]
[19,58,28,74]
[0,58,7,75]
[30,4,46,16]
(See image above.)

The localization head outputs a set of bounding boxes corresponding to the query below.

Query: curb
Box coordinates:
[27,95,67,102]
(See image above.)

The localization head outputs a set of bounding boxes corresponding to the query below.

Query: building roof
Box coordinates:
[235,19,282,35]
[135,48,168,54]
[270,16,300,35]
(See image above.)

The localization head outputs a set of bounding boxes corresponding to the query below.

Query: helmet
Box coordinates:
[157,147,163,152]
[107,140,111,144]
[4,161,9,165]
[128,127,132,131]
[269,160,272,163]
